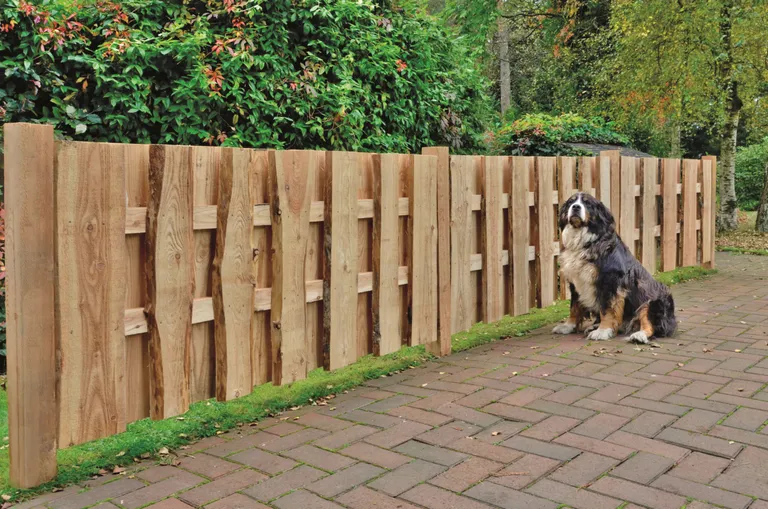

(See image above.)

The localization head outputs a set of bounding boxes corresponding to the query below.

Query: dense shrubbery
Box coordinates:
[0,0,492,153]
[490,113,630,156]
[735,138,768,211]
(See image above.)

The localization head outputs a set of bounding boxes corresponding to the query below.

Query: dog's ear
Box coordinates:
[559,194,576,231]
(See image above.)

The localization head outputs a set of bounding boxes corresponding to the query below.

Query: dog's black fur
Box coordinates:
[553,192,677,343]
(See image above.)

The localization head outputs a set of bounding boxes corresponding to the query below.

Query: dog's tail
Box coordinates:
[648,294,677,337]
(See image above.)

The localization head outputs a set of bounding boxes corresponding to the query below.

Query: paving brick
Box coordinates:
[177,453,240,479]
[358,389,398,400]
[338,410,403,430]
[429,457,502,492]
[680,357,721,373]
[651,474,752,509]
[118,471,204,509]
[318,396,378,415]
[263,422,304,436]
[409,391,464,411]
[363,395,422,413]
[205,493,270,509]
[710,424,768,448]
[272,489,344,509]
[719,380,764,396]
[50,479,146,509]
[589,383,638,403]
[609,452,674,484]
[524,400,596,420]
[241,465,326,502]
[525,478,621,509]
[490,454,560,489]
[520,416,580,441]
[368,459,446,496]
[137,466,181,483]
[665,394,736,413]
[416,420,483,446]
[543,385,595,404]
[633,382,681,401]
[589,476,686,509]
[185,435,228,454]
[500,387,553,406]
[671,408,725,433]
[283,444,357,471]
[259,428,329,452]
[313,424,378,450]
[642,360,683,375]
[145,500,195,509]
[711,445,768,499]
[228,448,298,474]
[447,436,525,463]
[464,481,557,509]
[553,432,635,460]
[307,463,385,498]
[656,427,742,458]
[295,412,354,432]
[620,411,677,437]
[548,452,618,487]
[605,430,689,460]
[385,406,453,426]
[364,421,432,449]
[394,440,468,466]
[340,442,410,469]
[203,434,274,458]
[181,469,267,506]
[618,396,690,416]
[336,486,421,509]
[455,388,508,408]
[501,436,580,461]
[570,413,629,440]
[425,381,483,394]
[400,484,494,509]
[474,421,529,443]
[573,397,644,418]
[434,403,500,427]
[483,403,549,423]
[668,451,731,483]
[724,407,768,431]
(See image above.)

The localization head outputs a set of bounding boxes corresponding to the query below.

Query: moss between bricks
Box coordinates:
[0,265,717,500]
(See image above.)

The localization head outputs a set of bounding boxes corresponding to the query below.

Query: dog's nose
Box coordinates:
[571,203,581,212]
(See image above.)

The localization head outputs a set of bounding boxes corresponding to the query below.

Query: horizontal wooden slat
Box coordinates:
[468,242,558,272]
[126,198,410,233]
[125,266,409,336]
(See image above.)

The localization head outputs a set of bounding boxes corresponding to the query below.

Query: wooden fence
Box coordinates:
[3,123,716,487]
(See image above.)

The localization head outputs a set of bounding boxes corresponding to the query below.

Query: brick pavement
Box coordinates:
[19,252,768,509]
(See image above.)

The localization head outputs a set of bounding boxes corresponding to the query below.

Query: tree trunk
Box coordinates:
[498,14,510,116]
[756,161,768,233]
[668,121,682,159]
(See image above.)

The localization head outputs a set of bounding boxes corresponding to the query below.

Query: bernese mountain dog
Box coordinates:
[551,192,677,344]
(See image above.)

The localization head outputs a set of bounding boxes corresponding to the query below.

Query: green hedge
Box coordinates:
[735,138,768,211]
[0,0,492,153]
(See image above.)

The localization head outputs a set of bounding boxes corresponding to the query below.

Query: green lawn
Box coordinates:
[0,264,716,501]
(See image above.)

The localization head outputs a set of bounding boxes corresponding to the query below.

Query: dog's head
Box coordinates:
[558,192,615,236]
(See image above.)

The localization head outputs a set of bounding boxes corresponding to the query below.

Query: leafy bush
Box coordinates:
[735,138,768,211]
[0,0,492,153]
[490,113,630,156]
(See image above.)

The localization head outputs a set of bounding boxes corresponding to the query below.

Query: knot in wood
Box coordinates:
[273,321,282,330]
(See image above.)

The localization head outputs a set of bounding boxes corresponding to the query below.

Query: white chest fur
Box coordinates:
[560,225,599,312]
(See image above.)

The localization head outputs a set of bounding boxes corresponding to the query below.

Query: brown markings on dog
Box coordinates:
[600,292,625,332]
[565,300,586,331]
[635,304,654,337]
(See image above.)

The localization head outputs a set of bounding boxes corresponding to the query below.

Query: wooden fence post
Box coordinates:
[481,156,504,322]
[5,123,58,487]
[701,156,717,268]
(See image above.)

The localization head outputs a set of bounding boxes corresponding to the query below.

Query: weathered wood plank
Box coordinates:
[598,155,612,210]
[407,155,438,345]
[323,152,359,370]
[682,159,698,267]
[558,157,577,299]
[251,151,272,386]
[603,150,621,221]
[373,154,403,355]
[619,156,637,255]
[356,154,374,360]
[304,152,325,373]
[422,147,451,357]
[146,145,195,420]
[701,156,716,268]
[482,156,505,322]
[212,148,255,398]
[5,123,58,487]
[450,156,475,333]
[661,159,680,271]
[56,142,126,447]
[578,156,595,196]
[510,157,531,316]
[641,158,659,273]
[536,157,556,308]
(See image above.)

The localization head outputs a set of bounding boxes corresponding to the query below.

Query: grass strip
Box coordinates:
[717,245,768,256]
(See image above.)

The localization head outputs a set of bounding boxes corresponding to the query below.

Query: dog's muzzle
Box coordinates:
[568,201,585,228]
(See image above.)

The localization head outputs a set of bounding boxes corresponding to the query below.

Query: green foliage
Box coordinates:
[0,0,492,153]
[490,112,629,156]
[735,138,768,211]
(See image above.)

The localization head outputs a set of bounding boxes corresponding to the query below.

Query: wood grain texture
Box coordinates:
[373,154,403,355]
[598,155,612,210]
[212,148,255,398]
[578,157,595,196]
[603,150,621,221]
[55,142,126,447]
[251,151,272,386]
[449,156,474,333]
[701,156,716,268]
[422,147,451,357]
[482,156,504,323]
[619,156,637,255]
[682,159,698,267]
[356,154,374,360]
[661,159,680,271]
[146,145,195,420]
[510,157,531,316]
[5,123,58,487]
[641,158,659,274]
[536,157,556,308]
[303,152,325,372]
[407,155,438,346]
[558,157,577,299]
[323,152,359,370]
[269,151,315,384]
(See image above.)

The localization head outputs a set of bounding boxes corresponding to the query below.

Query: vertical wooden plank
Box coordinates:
[146,145,195,420]
[510,157,531,316]
[357,154,374,359]
[124,145,150,422]
[407,155,438,345]
[270,151,315,384]
[559,157,577,300]
[682,159,698,267]
[619,157,637,254]
[422,147,451,356]
[5,123,58,487]
[190,147,219,402]
[323,152,359,370]
[661,159,680,271]
[701,156,716,268]
[212,148,255,398]
[602,150,621,220]
[536,157,556,307]
[56,142,126,447]
[578,156,595,196]
[304,154,325,371]
[251,151,272,386]
[641,158,659,273]
[373,154,402,355]
[482,156,504,322]
[450,156,474,333]
[598,155,612,210]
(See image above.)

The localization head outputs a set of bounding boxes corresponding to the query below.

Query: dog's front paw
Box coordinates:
[628,331,651,344]
[552,323,577,335]
[583,323,600,335]
[587,328,615,341]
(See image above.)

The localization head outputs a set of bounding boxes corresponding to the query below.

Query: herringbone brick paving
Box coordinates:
[22,253,768,509]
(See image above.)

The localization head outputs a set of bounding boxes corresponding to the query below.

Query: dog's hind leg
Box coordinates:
[553,284,585,334]
[627,304,654,344]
